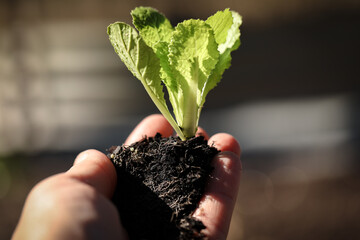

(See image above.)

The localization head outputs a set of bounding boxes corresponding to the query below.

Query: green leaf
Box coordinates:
[107,22,185,139]
[200,10,242,107]
[107,22,164,103]
[130,7,176,103]
[165,19,219,138]
[108,8,242,140]
[131,6,173,48]
[205,9,234,47]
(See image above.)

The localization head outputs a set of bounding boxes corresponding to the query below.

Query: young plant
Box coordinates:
[107,7,242,140]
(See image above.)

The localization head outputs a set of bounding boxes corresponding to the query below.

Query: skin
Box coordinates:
[12,114,241,240]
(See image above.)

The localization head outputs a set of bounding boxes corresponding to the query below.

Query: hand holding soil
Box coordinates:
[12,114,241,240]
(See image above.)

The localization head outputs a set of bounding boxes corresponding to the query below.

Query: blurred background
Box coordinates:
[0,0,359,239]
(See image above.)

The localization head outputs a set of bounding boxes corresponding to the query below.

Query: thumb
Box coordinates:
[66,149,117,198]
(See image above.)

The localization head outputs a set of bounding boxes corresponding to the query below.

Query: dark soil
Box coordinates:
[107,133,219,240]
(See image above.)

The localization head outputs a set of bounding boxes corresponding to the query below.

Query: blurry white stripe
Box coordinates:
[203,94,352,150]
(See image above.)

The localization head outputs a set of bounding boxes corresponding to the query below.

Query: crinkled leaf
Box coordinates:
[217,11,242,54]
[131,6,173,67]
[200,10,242,107]
[166,19,219,137]
[205,8,233,47]
[131,7,177,110]
[131,6,173,48]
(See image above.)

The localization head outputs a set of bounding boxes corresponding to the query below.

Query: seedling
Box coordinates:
[107,7,242,140]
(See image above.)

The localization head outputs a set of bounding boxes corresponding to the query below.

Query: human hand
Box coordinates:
[126,114,242,240]
[12,151,128,240]
[13,114,241,240]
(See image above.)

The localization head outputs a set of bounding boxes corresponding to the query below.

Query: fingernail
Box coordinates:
[74,150,89,165]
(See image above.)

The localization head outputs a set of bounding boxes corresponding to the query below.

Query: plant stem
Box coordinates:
[143,84,186,140]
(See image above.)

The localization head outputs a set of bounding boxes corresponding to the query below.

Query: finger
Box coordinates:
[66,149,117,198]
[14,159,127,240]
[196,127,209,140]
[193,134,242,240]
[209,133,241,157]
[125,114,173,145]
